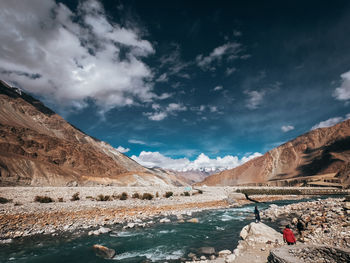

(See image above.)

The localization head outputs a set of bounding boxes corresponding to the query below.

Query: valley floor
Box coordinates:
[0,186,307,240]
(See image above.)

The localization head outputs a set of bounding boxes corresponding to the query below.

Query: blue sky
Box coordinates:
[1,0,350,170]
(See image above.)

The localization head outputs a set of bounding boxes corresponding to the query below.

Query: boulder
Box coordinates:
[225,254,236,262]
[198,246,215,255]
[218,249,232,257]
[240,222,283,245]
[187,218,199,223]
[160,218,171,223]
[92,244,116,259]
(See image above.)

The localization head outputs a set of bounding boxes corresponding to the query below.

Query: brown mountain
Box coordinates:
[0,80,185,186]
[199,119,350,188]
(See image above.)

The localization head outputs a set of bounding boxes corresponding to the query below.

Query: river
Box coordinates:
[0,197,323,263]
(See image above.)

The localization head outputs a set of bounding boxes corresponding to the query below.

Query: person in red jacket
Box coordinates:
[283,225,296,245]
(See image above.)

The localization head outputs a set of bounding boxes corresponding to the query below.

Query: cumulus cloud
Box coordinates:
[311,116,345,130]
[333,70,350,101]
[281,125,295,132]
[116,146,130,153]
[131,151,262,171]
[196,42,243,70]
[244,90,266,110]
[144,103,187,121]
[0,0,169,111]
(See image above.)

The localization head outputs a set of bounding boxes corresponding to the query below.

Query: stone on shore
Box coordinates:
[240,222,283,245]
[187,218,199,223]
[198,246,216,255]
[268,244,350,263]
[92,244,116,259]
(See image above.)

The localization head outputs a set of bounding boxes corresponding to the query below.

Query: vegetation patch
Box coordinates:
[236,188,302,195]
[97,194,112,201]
[119,192,128,200]
[184,191,190,196]
[71,192,80,201]
[0,196,11,204]
[164,191,173,198]
[142,193,154,200]
[58,197,64,202]
[34,195,54,203]
[132,193,140,199]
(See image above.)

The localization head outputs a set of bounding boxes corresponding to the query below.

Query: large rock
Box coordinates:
[240,222,283,245]
[92,244,116,259]
[198,246,216,255]
[268,244,350,263]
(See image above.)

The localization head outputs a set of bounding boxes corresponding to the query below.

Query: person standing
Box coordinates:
[254,205,261,223]
[283,225,296,245]
[296,218,305,239]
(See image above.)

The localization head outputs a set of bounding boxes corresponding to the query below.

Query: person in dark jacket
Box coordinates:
[254,205,261,223]
[296,218,305,238]
[283,225,296,245]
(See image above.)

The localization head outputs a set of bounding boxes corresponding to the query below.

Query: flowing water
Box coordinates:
[0,197,325,263]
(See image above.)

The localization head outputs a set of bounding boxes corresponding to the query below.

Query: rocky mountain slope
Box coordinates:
[0,80,186,186]
[199,119,350,188]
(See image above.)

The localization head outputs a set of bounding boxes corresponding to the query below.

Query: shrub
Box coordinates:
[156,192,159,198]
[35,195,53,203]
[58,197,64,202]
[164,192,173,198]
[184,191,190,196]
[132,193,140,199]
[119,192,128,200]
[197,189,203,194]
[14,202,22,206]
[86,196,94,200]
[0,196,11,204]
[97,194,111,201]
[71,192,80,201]
[142,193,154,200]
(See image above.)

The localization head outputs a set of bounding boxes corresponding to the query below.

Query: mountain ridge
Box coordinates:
[0,80,186,186]
[198,119,350,188]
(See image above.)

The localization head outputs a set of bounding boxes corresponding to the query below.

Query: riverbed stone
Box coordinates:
[92,244,116,259]
[187,218,199,223]
[198,246,215,255]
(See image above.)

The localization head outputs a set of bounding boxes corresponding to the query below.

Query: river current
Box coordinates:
[0,197,321,263]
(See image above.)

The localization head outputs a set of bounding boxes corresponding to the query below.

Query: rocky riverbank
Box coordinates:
[184,197,349,263]
[0,186,311,241]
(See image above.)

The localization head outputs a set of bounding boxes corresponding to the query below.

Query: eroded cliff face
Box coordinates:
[0,80,185,186]
[199,119,350,187]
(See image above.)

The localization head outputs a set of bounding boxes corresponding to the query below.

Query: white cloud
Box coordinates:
[116,146,130,153]
[156,73,168,82]
[244,90,265,110]
[131,151,262,172]
[226,67,236,76]
[281,125,295,132]
[144,103,187,121]
[214,85,223,91]
[128,139,147,145]
[196,42,242,70]
[311,117,344,130]
[0,0,169,112]
[333,70,350,101]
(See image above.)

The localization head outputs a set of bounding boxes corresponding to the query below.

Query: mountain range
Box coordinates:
[199,119,350,188]
[0,80,186,186]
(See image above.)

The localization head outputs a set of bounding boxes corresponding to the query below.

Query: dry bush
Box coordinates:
[184,191,190,196]
[35,196,54,203]
[71,192,80,201]
[142,193,154,200]
[164,192,173,198]
[132,193,140,199]
[96,194,111,201]
[58,197,64,202]
[0,196,11,204]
